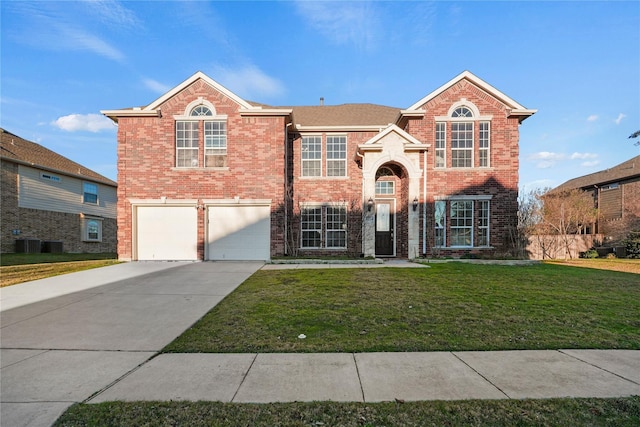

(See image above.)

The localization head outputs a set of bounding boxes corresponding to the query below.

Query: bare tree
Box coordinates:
[535,188,598,259]
[629,130,640,146]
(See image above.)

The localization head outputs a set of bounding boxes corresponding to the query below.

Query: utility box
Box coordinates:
[15,238,42,253]
[43,240,64,253]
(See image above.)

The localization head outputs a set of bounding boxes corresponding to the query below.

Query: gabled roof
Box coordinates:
[404,71,537,122]
[102,72,291,121]
[291,103,400,131]
[0,128,117,187]
[555,155,640,191]
[359,124,429,151]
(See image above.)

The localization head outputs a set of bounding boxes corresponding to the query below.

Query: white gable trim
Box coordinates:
[405,70,532,112]
[361,124,427,147]
[146,71,254,111]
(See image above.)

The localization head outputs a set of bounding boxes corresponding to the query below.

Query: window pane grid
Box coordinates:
[375,181,395,195]
[434,200,446,247]
[326,206,347,248]
[205,121,227,167]
[479,121,490,167]
[478,200,489,246]
[176,121,199,167]
[451,122,473,168]
[83,183,98,204]
[302,136,322,177]
[435,122,446,168]
[450,200,473,246]
[326,136,346,177]
[301,207,322,248]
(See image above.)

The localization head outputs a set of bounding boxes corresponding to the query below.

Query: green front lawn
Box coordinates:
[165,263,640,353]
[55,397,640,427]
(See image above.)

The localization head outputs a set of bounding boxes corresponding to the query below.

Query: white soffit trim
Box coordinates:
[296,125,385,132]
[146,71,254,110]
[406,70,532,112]
[239,108,292,116]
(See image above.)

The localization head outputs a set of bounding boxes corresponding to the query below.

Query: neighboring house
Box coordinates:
[102,71,535,261]
[1,128,117,253]
[554,155,640,245]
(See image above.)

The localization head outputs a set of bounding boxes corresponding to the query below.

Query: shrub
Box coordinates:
[624,230,640,259]
[582,248,599,259]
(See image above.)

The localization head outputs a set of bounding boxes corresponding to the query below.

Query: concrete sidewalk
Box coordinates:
[1,260,638,427]
[88,349,640,404]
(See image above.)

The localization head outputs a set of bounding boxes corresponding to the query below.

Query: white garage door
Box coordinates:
[136,206,198,260]
[207,205,271,261]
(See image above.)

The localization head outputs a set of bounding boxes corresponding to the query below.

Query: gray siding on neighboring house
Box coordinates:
[18,165,116,218]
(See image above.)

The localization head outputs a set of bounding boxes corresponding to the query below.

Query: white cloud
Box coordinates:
[143,78,171,94]
[569,152,597,160]
[87,0,141,29]
[294,1,379,51]
[212,65,285,99]
[581,160,600,167]
[59,25,125,62]
[615,113,627,125]
[52,114,115,133]
[527,151,565,161]
[587,114,598,122]
[528,151,599,169]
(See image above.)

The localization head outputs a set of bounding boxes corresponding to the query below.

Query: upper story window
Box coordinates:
[435,122,446,168]
[83,182,98,204]
[301,134,347,178]
[435,100,492,169]
[326,135,346,177]
[175,100,227,168]
[191,105,213,116]
[302,136,322,177]
[452,106,473,118]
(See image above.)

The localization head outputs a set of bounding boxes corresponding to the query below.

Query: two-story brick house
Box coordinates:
[102,71,535,261]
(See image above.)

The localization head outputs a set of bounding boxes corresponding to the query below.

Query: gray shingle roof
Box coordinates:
[555,155,640,191]
[0,128,117,187]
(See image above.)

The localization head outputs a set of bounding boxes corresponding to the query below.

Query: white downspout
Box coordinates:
[422,150,427,256]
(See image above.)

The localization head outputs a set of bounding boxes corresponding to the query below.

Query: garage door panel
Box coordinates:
[207,205,270,261]
[137,206,198,261]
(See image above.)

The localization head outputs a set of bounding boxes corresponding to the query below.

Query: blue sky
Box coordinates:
[2,0,639,190]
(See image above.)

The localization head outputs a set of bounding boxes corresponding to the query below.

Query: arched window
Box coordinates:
[452,106,473,118]
[190,105,213,116]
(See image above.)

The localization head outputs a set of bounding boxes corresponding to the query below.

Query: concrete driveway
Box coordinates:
[0,261,263,427]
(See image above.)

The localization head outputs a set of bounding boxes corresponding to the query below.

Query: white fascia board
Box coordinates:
[146,71,253,110]
[203,199,272,206]
[296,125,385,132]
[406,71,529,111]
[101,108,160,122]
[404,143,431,151]
[399,109,425,118]
[239,108,293,116]
[508,108,538,120]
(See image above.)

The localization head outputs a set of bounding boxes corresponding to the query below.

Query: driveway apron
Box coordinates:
[0,261,262,427]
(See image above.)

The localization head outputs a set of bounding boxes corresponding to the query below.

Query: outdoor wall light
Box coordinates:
[412,197,419,211]
[367,197,374,212]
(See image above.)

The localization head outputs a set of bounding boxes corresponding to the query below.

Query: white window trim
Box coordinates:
[435,122,446,168]
[433,196,494,249]
[83,182,99,205]
[325,204,347,249]
[300,203,323,249]
[326,134,347,178]
[451,121,474,168]
[478,200,490,247]
[479,121,490,168]
[175,121,200,168]
[449,200,474,247]
[301,135,323,178]
[81,214,103,242]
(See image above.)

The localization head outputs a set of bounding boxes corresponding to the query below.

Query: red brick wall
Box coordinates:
[406,80,520,256]
[116,79,286,260]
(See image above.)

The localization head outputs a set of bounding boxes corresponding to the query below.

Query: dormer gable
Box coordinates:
[400,71,536,124]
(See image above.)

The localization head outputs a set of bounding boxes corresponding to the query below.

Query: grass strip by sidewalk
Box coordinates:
[1,260,120,287]
[165,263,640,353]
[55,397,640,427]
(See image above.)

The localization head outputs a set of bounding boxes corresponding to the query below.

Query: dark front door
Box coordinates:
[375,200,395,256]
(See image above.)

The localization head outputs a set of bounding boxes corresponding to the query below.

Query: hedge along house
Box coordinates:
[102,71,535,261]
